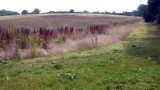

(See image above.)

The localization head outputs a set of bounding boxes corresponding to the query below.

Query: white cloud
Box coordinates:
[0,0,148,13]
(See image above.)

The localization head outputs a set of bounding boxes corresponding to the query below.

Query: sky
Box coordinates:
[0,0,148,13]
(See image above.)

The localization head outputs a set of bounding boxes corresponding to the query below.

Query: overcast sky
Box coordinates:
[0,0,148,13]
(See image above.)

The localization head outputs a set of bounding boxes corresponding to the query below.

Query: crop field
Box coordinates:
[0,14,142,59]
[0,14,141,29]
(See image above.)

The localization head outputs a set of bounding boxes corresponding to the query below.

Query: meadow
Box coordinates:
[0,22,159,90]
[0,14,159,90]
[0,14,142,59]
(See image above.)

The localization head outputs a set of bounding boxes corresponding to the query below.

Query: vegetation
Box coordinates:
[0,24,107,49]
[0,24,159,90]
[113,4,147,17]
[137,4,147,17]
[0,5,148,17]
[0,23,121,58]
[31,8,41,14]
[0,23,114,58]
[0,9,19,16]
[69,9,75,13]
[0,14,142,59]
[117,0,160,24]
[21,10,29,15]
[0,0,159,89]
[143,0,160,23]
[21,8,41,15]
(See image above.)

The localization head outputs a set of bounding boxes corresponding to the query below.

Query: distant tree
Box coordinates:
[120,4,146,17]
[121,11,132,16]
[92,11,99,14]
[55,11,68,13]
[31,8,41,14]
[137,4,147,17]
[21,10,29,15]
[132,10,139,16]
[104,11,110,14]
[112,11,116,14]
[83,10,89,13]
[48,11,55,13]
[69,9,74,13]
[0,9,19,16]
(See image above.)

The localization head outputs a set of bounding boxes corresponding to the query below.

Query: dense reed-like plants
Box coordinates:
[0,27,16,50]
[0,24,109,56]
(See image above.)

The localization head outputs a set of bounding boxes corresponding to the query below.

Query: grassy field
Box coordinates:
[0,23,159,90]
[0,14,141,29]
[0,14,142,59]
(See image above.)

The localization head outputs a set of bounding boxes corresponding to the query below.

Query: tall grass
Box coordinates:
[0,24,108,50]
[0,18,142,59]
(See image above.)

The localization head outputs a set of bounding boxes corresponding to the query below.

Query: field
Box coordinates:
[0,14,160,90]
[0,14,142,59]
[0,14,141,29]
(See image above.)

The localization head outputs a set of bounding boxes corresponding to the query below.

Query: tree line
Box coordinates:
[21,8,41,15]
[0,8,41,16]
[0,9,19,16]
[0,8,147,16]
[143,0,160,24]
[127,0,160,24]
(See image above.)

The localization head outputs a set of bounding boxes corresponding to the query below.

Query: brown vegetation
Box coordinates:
[0,14,143,59]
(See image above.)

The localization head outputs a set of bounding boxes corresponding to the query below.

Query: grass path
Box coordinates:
[0,23,160,90]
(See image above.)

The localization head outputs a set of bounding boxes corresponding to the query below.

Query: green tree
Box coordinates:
[83,10,89,13]
[157,7,160,24]
[137,4,147,17]
[31,8,41,14]
[144,0,160,22]
[69,9,74,13]
[21,10,28,15]
[0,9,19,16]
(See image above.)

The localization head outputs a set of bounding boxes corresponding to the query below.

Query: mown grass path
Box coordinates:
[0,23,160,90]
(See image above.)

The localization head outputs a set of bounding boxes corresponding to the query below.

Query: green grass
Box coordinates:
[0,23,160,90]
